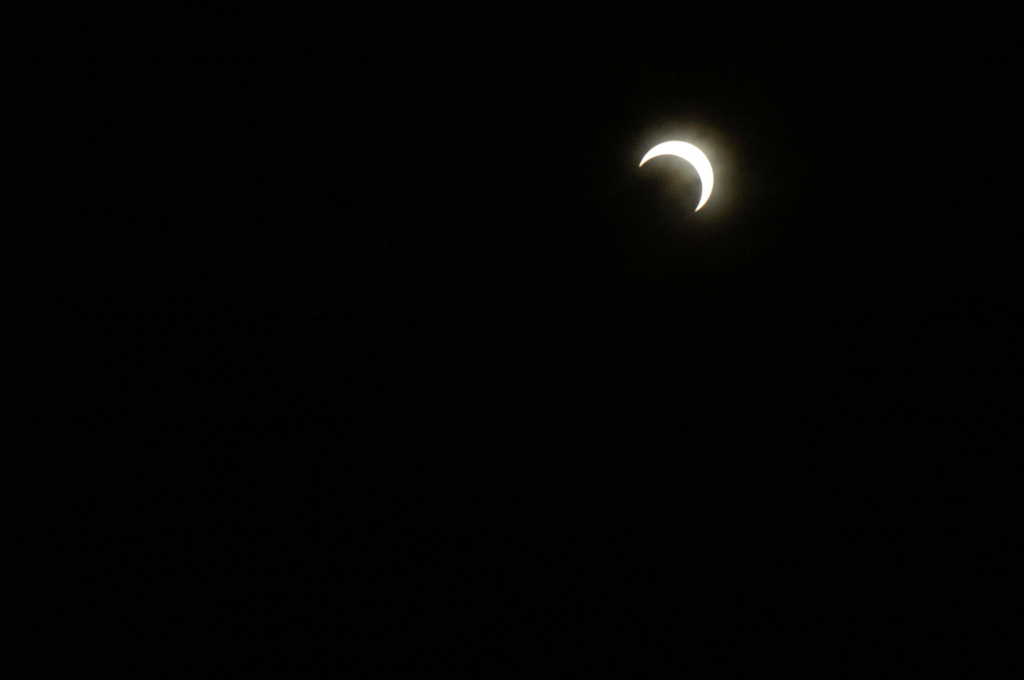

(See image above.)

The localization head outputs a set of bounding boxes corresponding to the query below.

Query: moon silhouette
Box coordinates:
[639,141,714,211]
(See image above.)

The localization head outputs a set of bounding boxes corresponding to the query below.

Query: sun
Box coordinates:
[640,141,714,212]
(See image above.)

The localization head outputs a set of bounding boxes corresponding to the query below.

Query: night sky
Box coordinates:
[5,7,1013,669]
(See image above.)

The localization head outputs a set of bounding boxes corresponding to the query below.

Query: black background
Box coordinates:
[3,7,1016,670]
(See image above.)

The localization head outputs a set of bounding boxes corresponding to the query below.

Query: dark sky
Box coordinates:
[4,8,1012,666]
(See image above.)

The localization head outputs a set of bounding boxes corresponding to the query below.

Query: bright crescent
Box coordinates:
[640,141,714,211]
